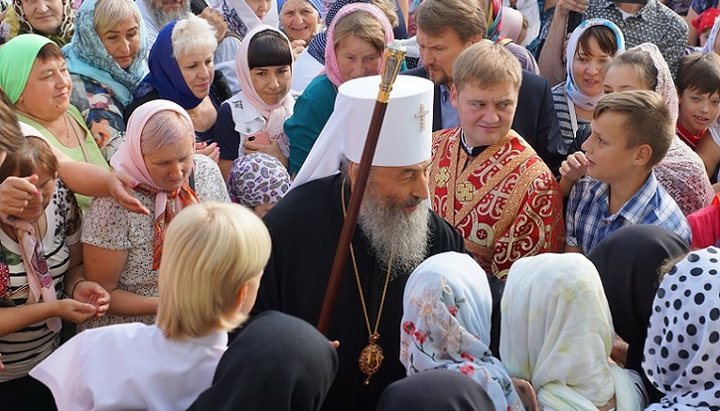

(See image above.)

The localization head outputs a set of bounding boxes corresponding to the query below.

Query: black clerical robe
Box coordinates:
[255,174,465,411]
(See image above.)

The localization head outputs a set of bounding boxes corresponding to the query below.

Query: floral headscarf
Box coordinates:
[630,43,679,124]
[63,0,148,106]
[565,18,625,111]
[400,252,524,411]
[324,3,393,86]
[227,152,291,207]
[500,253,646,411]
[643,247,720,411]
[6,0,74,45]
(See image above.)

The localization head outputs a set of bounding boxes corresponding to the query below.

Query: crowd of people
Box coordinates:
[0,0,719,409]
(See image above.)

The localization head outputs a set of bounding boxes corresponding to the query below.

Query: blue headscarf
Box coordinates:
[277,0,324,18]
[63,0,148,107]
[134,21,202,110]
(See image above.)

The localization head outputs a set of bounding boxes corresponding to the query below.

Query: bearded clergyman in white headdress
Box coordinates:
[252,75,465,411]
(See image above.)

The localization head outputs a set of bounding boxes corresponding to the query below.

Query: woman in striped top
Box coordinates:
[551,19,624,156]
[0,133,109,410]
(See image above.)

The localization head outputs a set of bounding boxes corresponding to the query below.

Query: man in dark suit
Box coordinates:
[404,0,565,175]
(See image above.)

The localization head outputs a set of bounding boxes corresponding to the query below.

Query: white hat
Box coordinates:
[291,75,434,190]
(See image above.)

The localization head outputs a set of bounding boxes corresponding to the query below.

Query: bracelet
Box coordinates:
[70,279,88,298]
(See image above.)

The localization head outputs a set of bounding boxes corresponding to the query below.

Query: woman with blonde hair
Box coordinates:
[64,0,148,161]
[31,202,271,410]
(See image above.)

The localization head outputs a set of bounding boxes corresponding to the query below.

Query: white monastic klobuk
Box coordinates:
[290,75,435,190]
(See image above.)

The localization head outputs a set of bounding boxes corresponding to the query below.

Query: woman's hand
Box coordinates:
[105,171,150,215]
[290,39,307,59]
[243,140,289,168]
[200,7,228,41]
[196,141,220,163]
[554,0,588,18]
[53,299,98,324]
[72,280,111,318]
[0,175,38,216]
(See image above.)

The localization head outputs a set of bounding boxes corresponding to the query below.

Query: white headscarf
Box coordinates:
[500,253,646,411]
[564,18,625,111]
[702,15,720,55]
[643,247,720,410]
[400,252,524,411]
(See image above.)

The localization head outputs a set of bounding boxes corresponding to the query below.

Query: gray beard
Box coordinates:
[358,193,430,277]
[149,0,191,29]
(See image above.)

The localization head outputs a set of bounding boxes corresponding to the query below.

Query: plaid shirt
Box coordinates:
[566,173,691,254]
[538,0,688,77]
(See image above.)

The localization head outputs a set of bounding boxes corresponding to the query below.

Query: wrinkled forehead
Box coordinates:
[152,0,189,10]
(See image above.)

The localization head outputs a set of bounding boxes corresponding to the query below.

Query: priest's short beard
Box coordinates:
[358,189,430,277]
[149,0,191,29]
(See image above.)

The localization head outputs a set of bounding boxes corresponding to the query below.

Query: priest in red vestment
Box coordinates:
[430,41,565,279]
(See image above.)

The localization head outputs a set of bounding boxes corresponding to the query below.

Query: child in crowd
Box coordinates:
[563,90,690,254]
[692,8,720,49]
[30,202,271,410]
[675,53,720,180]
[227,152,291,218]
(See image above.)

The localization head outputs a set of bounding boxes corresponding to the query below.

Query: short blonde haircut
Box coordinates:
[333,10,387,54]
[157,202,272,340]
[453,40,522,93]
[171,14,218,60]
[93,0,141,35]
[593,90,673,166]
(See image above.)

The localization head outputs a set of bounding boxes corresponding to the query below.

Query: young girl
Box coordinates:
[30,202,271,410]
[214,25,295,180]
[551,18,624,156]
[0,133,109,410]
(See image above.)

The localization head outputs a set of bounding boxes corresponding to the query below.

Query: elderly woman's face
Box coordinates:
[17,56,71,120]
[143,129,195,192]
[280,0,321,42]
[20,0,64,35]
[177,47,214,99]
[97,16,140,70]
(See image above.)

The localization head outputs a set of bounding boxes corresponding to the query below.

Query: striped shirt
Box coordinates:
[566,173,691,254]
[0,182,81,382]
[552,83,590,157]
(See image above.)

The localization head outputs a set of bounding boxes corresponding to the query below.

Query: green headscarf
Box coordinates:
[0,34,54,104]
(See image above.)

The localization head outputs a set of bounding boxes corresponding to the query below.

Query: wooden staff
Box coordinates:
[317,45,406,334]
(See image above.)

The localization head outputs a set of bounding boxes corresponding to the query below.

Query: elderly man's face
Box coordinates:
[349,159,432,273]
[149,0,190,27]
[151,0,188,13]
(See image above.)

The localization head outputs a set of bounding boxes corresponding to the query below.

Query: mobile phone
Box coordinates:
[246,131,271,145]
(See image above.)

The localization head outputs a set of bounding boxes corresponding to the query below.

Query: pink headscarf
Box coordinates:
[324,3,394,87]
[235,25,295,140]
[110,99,199,270]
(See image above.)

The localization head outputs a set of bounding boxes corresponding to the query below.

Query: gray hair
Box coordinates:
[171,14,217,60]
[140,110,195,155]
[94,0,141,35]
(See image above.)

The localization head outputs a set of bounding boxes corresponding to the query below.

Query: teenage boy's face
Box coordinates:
[582,111,640,184]
[678,88,720,135]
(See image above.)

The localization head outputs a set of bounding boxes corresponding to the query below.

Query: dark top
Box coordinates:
[404,66,565,177]
[254,174,465,411]
[187,311,338,411]
[587,224,689,403]
[124,70,232,143]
